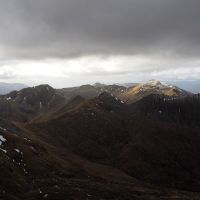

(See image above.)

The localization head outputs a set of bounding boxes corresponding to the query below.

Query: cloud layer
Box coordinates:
[0,0,200,86]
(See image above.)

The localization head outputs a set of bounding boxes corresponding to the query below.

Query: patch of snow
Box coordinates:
[46,86,49,91]
[14,149,23,156]
[38,188,43,194]
[121,100,125,104]
[44,194,48,198]
[162,81,170,87]
[23,137,31,142]
[177,87,183,92]
[0,148,7,153]
[6,97,12,101]
[0,127,7,132]
[40,101,43,109]
[22,97,27,104]
[23,168,28,174]
[146,80,161,86]
[0,135,6,145]
[14,148,20,153]
[144,80,175,90]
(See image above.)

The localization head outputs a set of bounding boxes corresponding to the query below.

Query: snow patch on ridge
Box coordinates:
[0,135,6,146]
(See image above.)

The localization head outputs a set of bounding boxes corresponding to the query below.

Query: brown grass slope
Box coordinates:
[23,93,200,196]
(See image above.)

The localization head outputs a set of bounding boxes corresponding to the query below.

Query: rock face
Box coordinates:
[0,83,199,199]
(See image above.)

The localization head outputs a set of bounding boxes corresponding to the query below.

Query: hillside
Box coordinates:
[0,85,66,122]
[27,93,200,192]
[0,83,199,199]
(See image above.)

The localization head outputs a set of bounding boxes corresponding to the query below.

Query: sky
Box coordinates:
[0,0,200,88]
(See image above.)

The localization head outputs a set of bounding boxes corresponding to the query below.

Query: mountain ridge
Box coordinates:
[119,80,190,103]
[0,81,199,199]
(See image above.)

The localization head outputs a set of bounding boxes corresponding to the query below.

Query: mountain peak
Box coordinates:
[33,84,54,91]
[141,80,175,90]
[119,80,190,104]
[93,82,106,87]
[146,80,162,86]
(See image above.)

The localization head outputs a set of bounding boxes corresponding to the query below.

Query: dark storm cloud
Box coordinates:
[0,0,200,59]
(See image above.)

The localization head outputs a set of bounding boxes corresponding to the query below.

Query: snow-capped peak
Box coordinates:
[146,80,162,87]
[144,80,174,89]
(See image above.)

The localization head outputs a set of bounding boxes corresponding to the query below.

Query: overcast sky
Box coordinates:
[0,0,200,87]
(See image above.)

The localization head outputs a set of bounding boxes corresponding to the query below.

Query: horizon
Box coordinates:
[1,78,200,89]
[0,78,199,87]
[1,79,200,95]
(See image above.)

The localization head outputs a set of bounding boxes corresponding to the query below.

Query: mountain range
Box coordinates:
[0,80,200,199]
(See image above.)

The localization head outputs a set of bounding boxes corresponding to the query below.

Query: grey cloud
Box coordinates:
[0,71,15,79]
[0,0,200,59]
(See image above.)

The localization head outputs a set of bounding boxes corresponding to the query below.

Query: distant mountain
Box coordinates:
[117,80,200,94]
[0,82,28,94]
[58,83,127,101]
[119,80,200,94]
[58,80,190,105]
[119,80,190,103]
